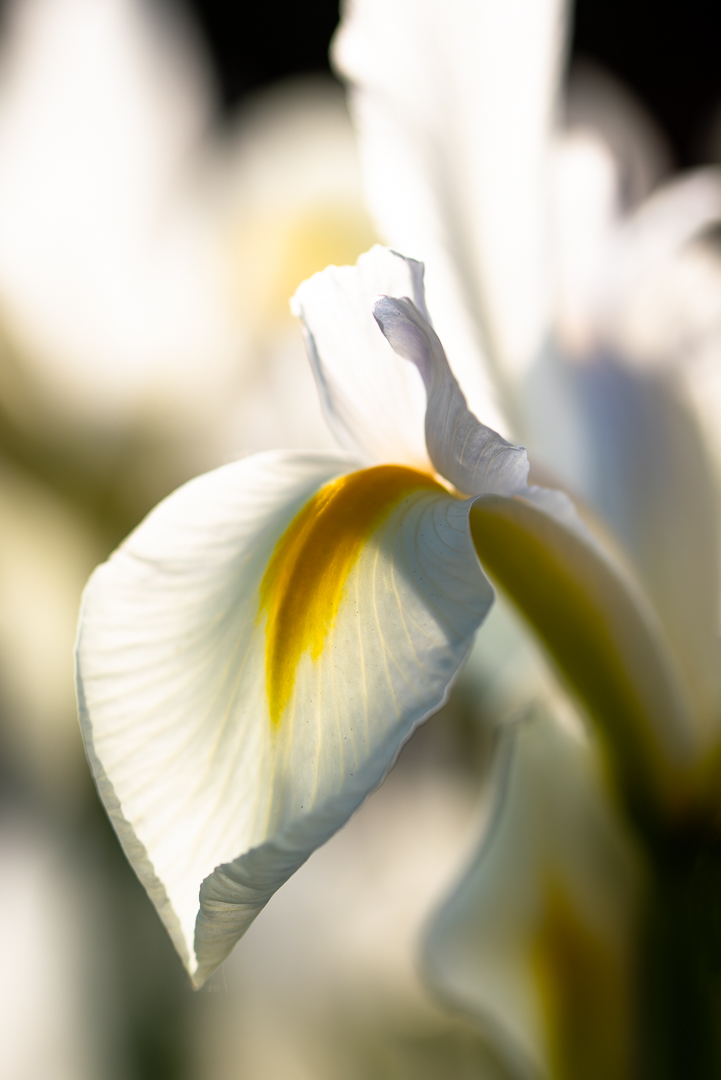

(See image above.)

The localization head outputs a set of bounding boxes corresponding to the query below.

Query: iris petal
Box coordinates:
[77,450,493,984]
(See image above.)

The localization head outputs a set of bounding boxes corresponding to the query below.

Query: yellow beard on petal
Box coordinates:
[259,464,443,727]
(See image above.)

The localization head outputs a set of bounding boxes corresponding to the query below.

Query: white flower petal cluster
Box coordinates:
[79,232,675,987]
[78,246,543,985]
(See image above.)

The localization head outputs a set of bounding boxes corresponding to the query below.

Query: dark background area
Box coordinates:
[179,0,721,168]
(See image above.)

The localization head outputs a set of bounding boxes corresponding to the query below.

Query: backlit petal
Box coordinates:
[334,0,566,423]
[290,245,431,470]
[425,712,642,1080]
[564,62,670,213]
[602,168,721,352]
[529,348,721,747]
[374,295,529,496]
[77,450,492,985]
[469,493,694,811]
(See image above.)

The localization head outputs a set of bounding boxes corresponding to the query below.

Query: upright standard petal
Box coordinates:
[334,0,567,427]
[77,450,493,984]
[601,168,721,348]
[425,712,642,1080]
[291,245,431,470]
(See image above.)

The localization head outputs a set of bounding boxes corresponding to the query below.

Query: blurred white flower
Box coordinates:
[0,0,378,463]
[0,822,104,1080]
[426,709,642,1080]
[216,77,377,457]
[0,0,238,432]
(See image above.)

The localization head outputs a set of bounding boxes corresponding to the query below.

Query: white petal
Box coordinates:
[372,295,669,775]
[601,168,721,352]
[374,295,529,496]
[77,450,492,984]
[529,347,721,746]
[469,492,695,808]
[463,594,574,727]
[425,712,642,1079]
[550,131,621,356]
[564,62,670,213]
[611,234,721,370]
[291,245,431,469]
[334,0,566,418]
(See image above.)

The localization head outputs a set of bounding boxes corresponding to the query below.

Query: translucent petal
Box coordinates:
[602,168,721,350]
[77,450,492,984]
[469,493,694,810]
[374,295,529,496]
[425,713,642,1080]
[334,0,566,423]
[564,62,671,212]
[528,347,721,747]
[291,245,432,469]
[550,131,620,356]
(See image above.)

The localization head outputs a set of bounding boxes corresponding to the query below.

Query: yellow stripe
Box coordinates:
[259,464,443,727]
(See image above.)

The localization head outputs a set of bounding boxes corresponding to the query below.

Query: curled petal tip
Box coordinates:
[374,294,529,497]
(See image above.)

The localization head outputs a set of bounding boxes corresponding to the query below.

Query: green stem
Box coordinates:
[634,826,721,1078]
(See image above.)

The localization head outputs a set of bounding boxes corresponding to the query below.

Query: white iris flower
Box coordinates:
[75,246,678,988]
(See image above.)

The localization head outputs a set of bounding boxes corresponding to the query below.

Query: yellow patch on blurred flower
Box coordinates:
[221,79,377,338]
[234,202,377,330]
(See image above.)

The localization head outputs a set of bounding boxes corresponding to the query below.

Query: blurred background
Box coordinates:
[0,0,720,1078]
